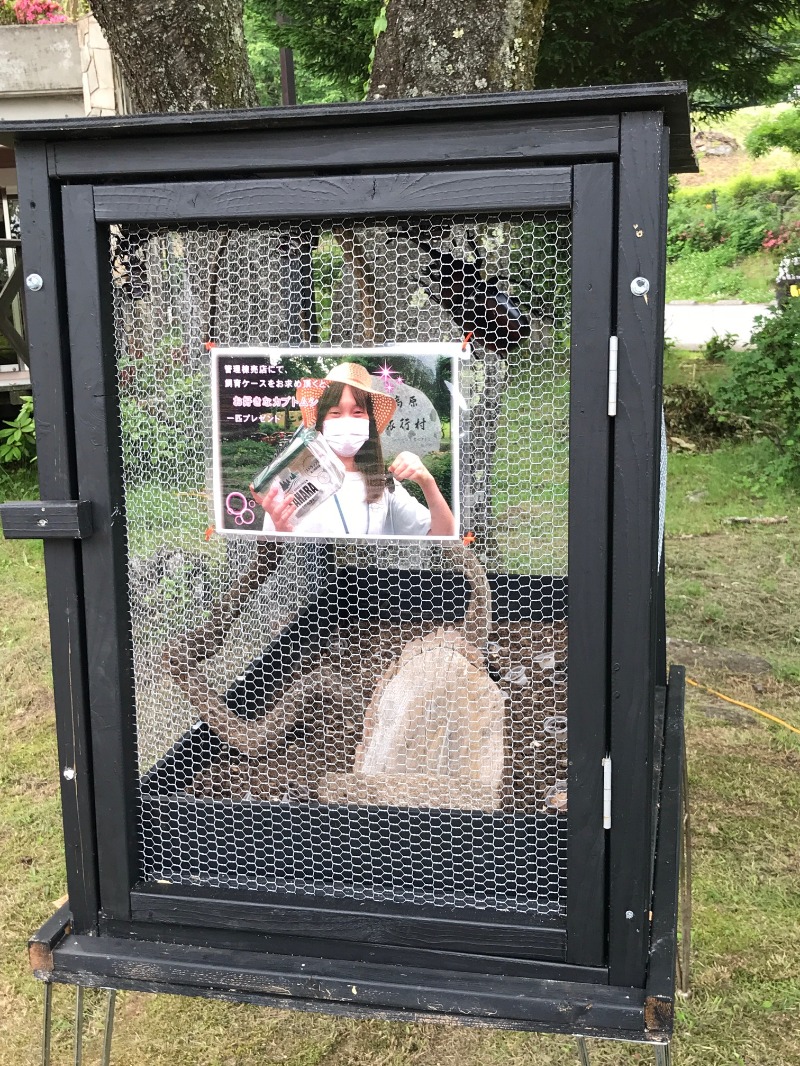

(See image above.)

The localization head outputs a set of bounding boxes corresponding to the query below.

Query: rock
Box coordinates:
[376,377,442,461]
[692,130,740,155]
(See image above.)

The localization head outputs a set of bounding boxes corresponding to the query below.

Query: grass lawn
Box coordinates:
[1,375,799,1063]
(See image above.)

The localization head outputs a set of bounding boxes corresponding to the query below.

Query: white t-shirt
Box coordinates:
[263,471,432,537]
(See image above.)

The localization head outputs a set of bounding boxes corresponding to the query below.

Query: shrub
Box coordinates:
[745,108,800,158]
[0,395,36,464]
[668,173,800,269]
[402,448,453,508]
[703,332,738,363]
[715,299,800,486]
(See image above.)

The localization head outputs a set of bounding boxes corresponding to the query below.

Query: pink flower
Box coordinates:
[13,0,67,23]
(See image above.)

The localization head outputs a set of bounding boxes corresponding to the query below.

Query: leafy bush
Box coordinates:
[668,172,800,265]
[703,332,738,362]
[119,357,209,483]
[0,396,36,464]
[715,299,800,486]
[745,108,800,158]
[402,448,453,509]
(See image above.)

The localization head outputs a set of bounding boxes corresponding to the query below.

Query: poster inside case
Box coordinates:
[211,344,462,539]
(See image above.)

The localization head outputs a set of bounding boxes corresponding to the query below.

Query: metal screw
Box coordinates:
[625,909,635,919]
[63,766,76,781]
[25,273,43,292]
[37,518,48,527]
[630,276,650,297]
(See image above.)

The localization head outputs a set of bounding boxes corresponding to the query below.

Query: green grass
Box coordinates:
[694,104,794,145]
[2,355,800,1065]
[666,248,777,303]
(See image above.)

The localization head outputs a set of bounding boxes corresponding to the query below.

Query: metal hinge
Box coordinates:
[608,336,618,417]
[602,756,612,829]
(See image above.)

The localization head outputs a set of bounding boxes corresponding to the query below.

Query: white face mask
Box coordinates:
[322,416,371,457]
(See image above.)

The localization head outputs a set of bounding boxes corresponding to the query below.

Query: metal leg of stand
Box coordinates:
[655,1043,672,1066]
[575,1036,591,1066]
[100,990,116,1066]
[41,983,53,1066]
[73,986,84,1066]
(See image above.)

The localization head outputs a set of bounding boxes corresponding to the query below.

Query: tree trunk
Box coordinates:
[369,0,549,99]
[91,0,258,113]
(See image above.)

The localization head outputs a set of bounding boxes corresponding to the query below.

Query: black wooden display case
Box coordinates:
[2,83,691,1046]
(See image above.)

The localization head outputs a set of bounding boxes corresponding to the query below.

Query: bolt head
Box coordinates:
[63,766,76,781]
[630,276,650,297]
[25,273,43,292]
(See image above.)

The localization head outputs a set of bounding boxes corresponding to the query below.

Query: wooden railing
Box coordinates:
[0,238,28,369]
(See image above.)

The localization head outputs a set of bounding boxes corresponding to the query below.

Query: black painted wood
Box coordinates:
[566,163,614,967]
[48,933,647,1033]
[2,82,696,173]
[43,972,651,1041]
[92,169,573,223]
[0,499,92,539]
[649,686,667,900]
[131,888,565,961]
[49,115,620,181]
[10,88,687,1027]
[608,112,670,988]
[29,902,71,951]
[102,912,604,985]
[645,666,684,1035]
[61,185,137,922]
[14,143,100,936]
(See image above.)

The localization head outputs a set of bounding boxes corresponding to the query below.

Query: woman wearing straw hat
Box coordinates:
[252,361,455,537]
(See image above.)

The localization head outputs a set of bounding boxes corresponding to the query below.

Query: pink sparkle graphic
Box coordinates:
[376,362,402,393]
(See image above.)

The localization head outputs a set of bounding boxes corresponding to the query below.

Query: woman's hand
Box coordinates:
[388,451,432,486]
[250,481,296,533]
[388,451,454,537]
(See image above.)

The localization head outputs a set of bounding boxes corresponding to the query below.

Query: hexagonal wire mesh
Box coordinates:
[110,213,572,916]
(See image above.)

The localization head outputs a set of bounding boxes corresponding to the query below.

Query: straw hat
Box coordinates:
[296,362,397,434]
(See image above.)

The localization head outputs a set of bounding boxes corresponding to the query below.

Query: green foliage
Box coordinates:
[746,106,800,157]
[245,0,379,100]
[402,448,453,509]
[219,434,280,497]
[534,0,796,114]
[668,174,800,261]
[703,332,739,362]
[118,345,208,483]
[242,0,797,112]
[666,246,775,302]
[666,171,800,299]
[244,2,350,104]
[0,2,17,24]
[0,396,36,465]
[716,299,800,487]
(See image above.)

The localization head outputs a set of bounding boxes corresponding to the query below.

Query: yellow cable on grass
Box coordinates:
[687,677,800,736]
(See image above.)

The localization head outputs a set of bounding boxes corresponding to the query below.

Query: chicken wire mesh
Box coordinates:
[111,213,572,916]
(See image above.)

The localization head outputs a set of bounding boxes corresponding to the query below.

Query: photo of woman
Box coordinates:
[251,362,456,538]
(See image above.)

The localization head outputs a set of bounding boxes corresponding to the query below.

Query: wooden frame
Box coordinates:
[3,83,692,1041]
[57,166,608,968]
